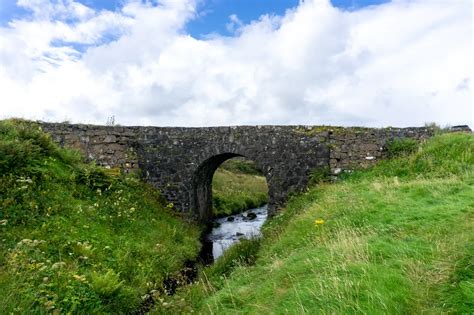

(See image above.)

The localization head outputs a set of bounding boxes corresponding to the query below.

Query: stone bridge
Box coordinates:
[42,123,435,222]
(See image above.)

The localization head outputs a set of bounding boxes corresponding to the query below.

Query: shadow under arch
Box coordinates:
[192,152,268,223]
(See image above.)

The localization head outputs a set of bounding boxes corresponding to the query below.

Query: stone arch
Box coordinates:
[191,152,269,223]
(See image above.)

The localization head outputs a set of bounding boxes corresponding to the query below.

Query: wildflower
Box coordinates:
[0,219,7,226]
[16,177,32,183]
[51,262,66,270]
[314,219,325,226]
[18,239,32,246]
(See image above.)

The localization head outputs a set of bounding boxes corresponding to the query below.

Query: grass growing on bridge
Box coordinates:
[0,119,201,314]
[212,159,268,217]
[156,132,474,314]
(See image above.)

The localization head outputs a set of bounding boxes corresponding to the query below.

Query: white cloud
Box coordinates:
[0,0,472,127]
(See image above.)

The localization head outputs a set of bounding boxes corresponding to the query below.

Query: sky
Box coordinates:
[0,0,472,127]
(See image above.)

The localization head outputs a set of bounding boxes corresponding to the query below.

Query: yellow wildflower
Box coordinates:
[314,219,325,226]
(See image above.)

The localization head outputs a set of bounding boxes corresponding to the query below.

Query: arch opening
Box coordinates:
[212,157,269,219]
[192,153,269,223]
[193,153,269,263]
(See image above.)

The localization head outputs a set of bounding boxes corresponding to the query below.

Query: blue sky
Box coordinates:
[1,0,390,35]
[188,0,390,37]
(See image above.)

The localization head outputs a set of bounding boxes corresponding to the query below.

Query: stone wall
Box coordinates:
[326,127,434,174]
[42,123,140,173]
[41,123,437,222]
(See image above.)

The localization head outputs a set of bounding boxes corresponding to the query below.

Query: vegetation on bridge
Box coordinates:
[0,119,201,313]
[156,132,474,314]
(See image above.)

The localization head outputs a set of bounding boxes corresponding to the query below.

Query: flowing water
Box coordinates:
[203,204,268,261]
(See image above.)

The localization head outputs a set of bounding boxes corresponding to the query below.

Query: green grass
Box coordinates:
[0,119,201,314]
[158,132,474,314]
[212,159,268,217]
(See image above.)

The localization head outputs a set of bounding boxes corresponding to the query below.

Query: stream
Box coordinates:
[132,205,268,314]
[201,204,268,263]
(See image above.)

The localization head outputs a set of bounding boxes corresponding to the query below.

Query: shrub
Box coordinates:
[76,165,114,190]
[385,138,418,157]
[308,166,331,186]
[90,270,124,298]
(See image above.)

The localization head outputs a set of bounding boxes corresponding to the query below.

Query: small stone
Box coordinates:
[227,216,235,222]
[246,212,257,220]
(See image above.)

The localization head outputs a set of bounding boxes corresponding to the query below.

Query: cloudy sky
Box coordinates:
[0,0,472,127]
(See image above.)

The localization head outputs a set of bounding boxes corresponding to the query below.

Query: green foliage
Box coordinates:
[76,165,114,190]
[308,166,331,186]
[157,133,474,314]
[205,238,261,280]
[219,158,263,176]
[357,133,473,179]
[385,138,419,157]
[0,119,81,177]
[439,242,474,313]
[0,119,201,314]
[90,270,124,298]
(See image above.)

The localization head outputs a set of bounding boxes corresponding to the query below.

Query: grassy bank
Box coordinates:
[212,159,268,217]
[158,132,474,314]
[0,120,201,314]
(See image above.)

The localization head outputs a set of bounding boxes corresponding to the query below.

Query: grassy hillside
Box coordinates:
[0,120,201,314]
[159,132,474,314]
[212,159,268,217]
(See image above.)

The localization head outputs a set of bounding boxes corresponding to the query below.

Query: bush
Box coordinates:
[0,119,81,178]
[76,165,114,191]
[385,138,418,157]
